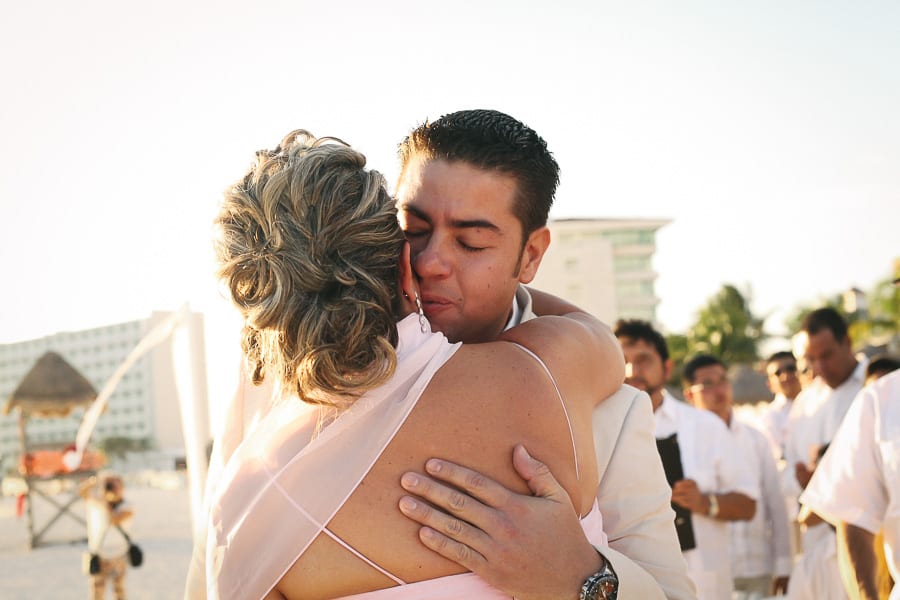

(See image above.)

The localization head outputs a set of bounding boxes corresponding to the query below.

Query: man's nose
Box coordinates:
[412,237,451,278]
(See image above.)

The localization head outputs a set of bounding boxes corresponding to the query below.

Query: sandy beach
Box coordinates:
[0,472,194,600]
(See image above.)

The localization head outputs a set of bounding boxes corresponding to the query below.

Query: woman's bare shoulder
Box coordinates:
[496,317,625,406]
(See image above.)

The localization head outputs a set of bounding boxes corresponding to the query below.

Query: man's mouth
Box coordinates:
[420,294,453,314]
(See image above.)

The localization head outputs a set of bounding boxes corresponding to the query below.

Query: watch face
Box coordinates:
[581,556,618,600]
[598,576,618,598]
[586,574,618,600]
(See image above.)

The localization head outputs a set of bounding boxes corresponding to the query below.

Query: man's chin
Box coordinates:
[427,318,463,343]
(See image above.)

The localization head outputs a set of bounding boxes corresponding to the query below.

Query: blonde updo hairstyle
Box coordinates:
[214,130,406,407]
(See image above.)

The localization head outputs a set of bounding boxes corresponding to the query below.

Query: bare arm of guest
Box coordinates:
[671,479,755,520]
[836,522,879,600]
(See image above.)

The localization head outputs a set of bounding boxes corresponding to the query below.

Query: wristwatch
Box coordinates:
[579,552,618,600]
[707,494,720,518]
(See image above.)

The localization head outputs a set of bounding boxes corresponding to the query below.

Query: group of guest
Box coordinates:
[614,307,898,600]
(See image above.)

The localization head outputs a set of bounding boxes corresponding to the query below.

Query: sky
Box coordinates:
[2,1,898,424]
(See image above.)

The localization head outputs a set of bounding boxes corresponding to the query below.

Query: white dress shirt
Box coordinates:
[800,369,900,600]
[654,392,759,600]
[785,527,849,600]
[757,394,793,460]
[728,416,793,580]
[782,358,868,499]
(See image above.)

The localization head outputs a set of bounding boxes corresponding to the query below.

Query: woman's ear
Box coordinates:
[399,242,418,302]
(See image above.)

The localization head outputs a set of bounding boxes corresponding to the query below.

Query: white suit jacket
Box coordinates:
[517,286,695,600]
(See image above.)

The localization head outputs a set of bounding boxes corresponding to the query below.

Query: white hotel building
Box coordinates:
[0,311,209,467]
[533,218,670,325]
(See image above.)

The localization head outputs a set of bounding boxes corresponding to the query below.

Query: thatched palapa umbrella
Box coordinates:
[5,351,97,418]
[5,351,98,467]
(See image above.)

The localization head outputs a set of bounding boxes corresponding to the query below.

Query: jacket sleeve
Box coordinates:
[593,385,697,600]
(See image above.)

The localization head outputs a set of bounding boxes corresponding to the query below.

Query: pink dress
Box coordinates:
[204,314,606,599]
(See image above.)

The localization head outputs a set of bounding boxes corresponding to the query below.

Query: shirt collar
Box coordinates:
[504,285,531,330]
[658,389,679,419]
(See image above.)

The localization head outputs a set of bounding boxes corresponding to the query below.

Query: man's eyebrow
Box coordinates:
[399,204,432,225]
[450,218,501,233]
[400,204,501,233]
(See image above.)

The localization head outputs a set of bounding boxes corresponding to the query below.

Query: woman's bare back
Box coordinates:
[275,339,602,600]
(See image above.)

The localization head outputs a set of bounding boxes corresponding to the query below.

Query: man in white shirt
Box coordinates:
[759,351,802,461]
[683,354,792,599]
[759,350,805,558]
[800,368,900,600]
[783,308,867,551]
[614,321,758,600]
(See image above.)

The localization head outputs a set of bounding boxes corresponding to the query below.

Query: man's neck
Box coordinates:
[650,389,665,413]
[835,357,859,389]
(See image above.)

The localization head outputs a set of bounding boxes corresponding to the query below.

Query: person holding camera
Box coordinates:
[80,472,134,600]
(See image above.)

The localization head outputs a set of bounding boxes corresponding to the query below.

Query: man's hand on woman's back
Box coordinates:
[398,445,603,600]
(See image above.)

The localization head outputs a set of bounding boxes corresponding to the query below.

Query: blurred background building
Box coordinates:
[533,217,670,324]
[0,311,209,470]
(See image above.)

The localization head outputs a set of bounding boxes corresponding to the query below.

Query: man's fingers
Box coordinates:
[399,471,501,531]
[414,459,513,508]
[416,526,488,573]
[512,445,567,501]
[398,495,490,555]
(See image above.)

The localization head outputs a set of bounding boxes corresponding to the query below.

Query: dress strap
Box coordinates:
[266,466,407,585]
[321,527,407,586]
[508,343,580,481]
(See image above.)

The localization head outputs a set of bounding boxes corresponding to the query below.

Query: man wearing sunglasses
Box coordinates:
[759,351,803,462]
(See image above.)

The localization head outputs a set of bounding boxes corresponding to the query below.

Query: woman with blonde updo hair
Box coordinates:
[216,130,407,407]
[196,130,625,600]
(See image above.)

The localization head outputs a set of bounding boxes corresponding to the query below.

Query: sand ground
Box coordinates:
[0,473,194,600]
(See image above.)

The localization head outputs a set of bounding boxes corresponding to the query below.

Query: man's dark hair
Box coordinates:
[683,354,727,384]
[866,354,900,380]
[613,319,669,362]
[766,350,796,364]
[398,109,560,238]
[800,307,849,342]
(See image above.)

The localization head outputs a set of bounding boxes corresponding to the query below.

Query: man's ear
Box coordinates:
[517,226,550,283]
[683,387,697,407]
[663,358,674,383]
